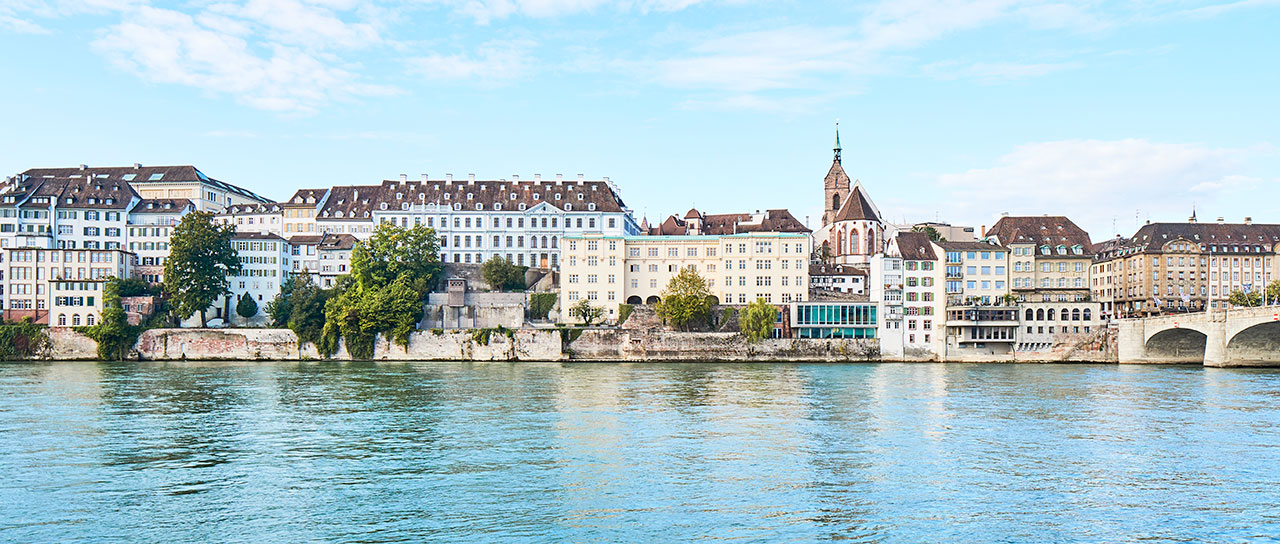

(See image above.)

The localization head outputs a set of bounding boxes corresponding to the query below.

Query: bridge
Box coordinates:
[1118,306,1280,367]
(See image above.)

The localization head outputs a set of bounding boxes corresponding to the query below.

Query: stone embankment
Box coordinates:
[44,327,563,361]
[39,326,1118,363]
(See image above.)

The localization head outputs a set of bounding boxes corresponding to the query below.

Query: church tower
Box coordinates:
[822,125,851,227]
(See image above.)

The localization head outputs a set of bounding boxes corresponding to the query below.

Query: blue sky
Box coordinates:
[2,0,1277,241]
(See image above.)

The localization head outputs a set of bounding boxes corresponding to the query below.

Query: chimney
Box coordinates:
[468,173,475,182]
[79,164,87,170]
[421,174,428,182]
[1217,217,1225,224]
[534,174,541,181]
[980,225,986,238]
[577,173,584,182]
[512,175,519,181]
[1245,217,1253,225]
[399,173,407,182]
[603,176,610,183]
[445,173,453,182]
[133,163,142,169]
[353,189,359,200]
[1001,212,1009,217]
[556,174,563,181]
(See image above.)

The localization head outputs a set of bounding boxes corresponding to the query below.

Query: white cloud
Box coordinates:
[922,59,1083,83]
[934,139,1267,238]
[92,5,398,113]
[408,39,537,84]
[442,0,721,23]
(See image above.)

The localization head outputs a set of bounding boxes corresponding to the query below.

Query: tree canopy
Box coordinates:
[481,256,527,291]
[656,267,713,331]
[236,292,259,319]
[740,298,777,343]
[82,276,140,360]
[267,273,333,345]
[163,211,241,327]
[569,298,603,326]
[911,225,947,242]
[320,223,441,358]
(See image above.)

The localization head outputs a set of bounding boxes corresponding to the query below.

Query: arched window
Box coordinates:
[866,229,875,254]
[1060,308,1069,321]
[1083,309,1092,321]
[72,314,81,326]
[541,236,548,248]
[833,193,841,210]
[58,314,66,326]
[1025,309,1034,321]
[1047,308,1055,320]
[1072,308,1081,321]
[551,236,558,249]
[835,230,844,255]
[87,314,95,326]
[850,229,860,254]
[1036,309,1044,321]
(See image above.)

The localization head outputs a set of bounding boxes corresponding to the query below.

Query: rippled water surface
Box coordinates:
[2,362,1280,543]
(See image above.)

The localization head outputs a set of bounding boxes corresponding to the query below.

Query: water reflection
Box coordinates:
[0,362,1278,542]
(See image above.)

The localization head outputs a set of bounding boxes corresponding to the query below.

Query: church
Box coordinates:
[814,129,885,266]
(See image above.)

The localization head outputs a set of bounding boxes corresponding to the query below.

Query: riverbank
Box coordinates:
[30,327,1126,363]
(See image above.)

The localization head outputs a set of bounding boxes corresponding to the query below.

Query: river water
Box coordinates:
[1,362,1278,543]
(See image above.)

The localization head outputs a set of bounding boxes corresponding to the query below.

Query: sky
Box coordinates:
[1,0,1277,242]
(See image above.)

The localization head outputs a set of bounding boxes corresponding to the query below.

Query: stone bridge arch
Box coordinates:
[1225,320,1280,366]
[1143,328,1208,363]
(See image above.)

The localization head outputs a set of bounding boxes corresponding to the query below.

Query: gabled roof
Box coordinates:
[233,231,285,241]
[893,232,937,261]
[10,177,137,210]
[986,216,1093,254]
[809,263,868,277]
[20,164,270,203]
[832,181,881,223]
[131,198,194,214]
[937,241,1007,252]
[1117,222,1280,255]
[287,235,326,245]
[370,177,629,215]
[285,189,327,207]
[318,233,358,250]
[646,209,810,235]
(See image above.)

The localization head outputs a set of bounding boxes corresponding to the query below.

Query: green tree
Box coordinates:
[739,298,777,343]
[1228,289,1262,307]
[319,223,441,358]
[82,276,140,360]
[812,243,834,264]
[163,211,241,327]
[655,267,712,331]
[1266,280,1280,305]
[911,225,947,242]
[481,256,527,291]
[267,274,333,344]
[350,222,442,296]
[236,292,259,319]
[528,292,557,321]
[570,298,603,326]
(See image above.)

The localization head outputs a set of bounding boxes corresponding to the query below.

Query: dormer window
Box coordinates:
[554,193,562,200]
[510,193,517,200]
[475,204,483,211]
[588,203,596,211]
[466,193,473,200]
[533,194,540,200]
[495,203,502,211]
[443,193,450,200]
[453,203,462,210]
[518,203,527,211]
[577,193,584,200]
[565,204,573,211]
[401,203,409,211]
[396,193,402,199]
[336,211,345,218]
[380,203,388,210]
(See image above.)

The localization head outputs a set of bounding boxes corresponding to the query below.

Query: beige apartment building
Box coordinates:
[559,232,811,322]
[987,215,1093,303]
[1091,217,1280,317]
[939,241,1010,305]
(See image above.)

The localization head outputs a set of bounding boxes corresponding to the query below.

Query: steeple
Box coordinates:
[833,120,842,164]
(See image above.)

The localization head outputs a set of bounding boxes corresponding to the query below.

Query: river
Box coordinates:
[1,362,1278,543]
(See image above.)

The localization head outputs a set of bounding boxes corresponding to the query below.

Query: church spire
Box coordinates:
[833,120,842,164]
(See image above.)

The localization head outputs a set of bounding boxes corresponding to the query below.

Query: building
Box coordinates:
[938,241,1011,305]
[127,199,193,284]
[882,232,945,357]
[282,189,326,236]
[218,232,291,325]
[789,301,878,339]
[870,253,905,356]
[645,208,808,237]
[19,164,268,212]
[559,230,812,322]
[216,202,284,236]
[317,233,358,288]
[809,263,867,295]
[986,215,1094,303]
[913,221,977,243]
[1091,216,1280,317]
[817,133,886,266]
[2,247,133,325]
[944,305,1019,358]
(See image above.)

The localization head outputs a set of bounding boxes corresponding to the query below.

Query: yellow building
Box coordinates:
[559,232,811,322]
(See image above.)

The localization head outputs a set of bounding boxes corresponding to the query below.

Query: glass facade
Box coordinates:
[794,303,877,339]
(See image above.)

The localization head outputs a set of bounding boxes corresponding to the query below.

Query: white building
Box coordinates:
[218,232,291,326]
[127,199,193,284]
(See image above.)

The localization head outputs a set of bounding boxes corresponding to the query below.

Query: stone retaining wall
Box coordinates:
[569,329,882,362]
